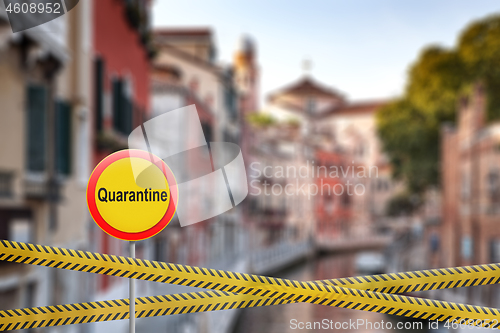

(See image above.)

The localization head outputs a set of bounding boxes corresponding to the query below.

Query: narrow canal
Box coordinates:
[233,251,429,333]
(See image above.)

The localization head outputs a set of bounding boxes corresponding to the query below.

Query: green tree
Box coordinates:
[406,46,466,122]
[376,99,439,193]
[377,14,500,195]
[458,15,500,120]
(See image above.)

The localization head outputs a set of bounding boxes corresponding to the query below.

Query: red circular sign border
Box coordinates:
[87,149,178,241]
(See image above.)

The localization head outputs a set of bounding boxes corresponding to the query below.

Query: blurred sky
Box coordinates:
[153,0,500,106]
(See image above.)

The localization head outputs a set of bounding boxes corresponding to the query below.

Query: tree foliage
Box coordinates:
[377,14,500,194]
[386,192,419,217]
[246,113,276,127]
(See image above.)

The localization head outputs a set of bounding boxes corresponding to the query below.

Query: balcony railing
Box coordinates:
[24,177,60,201]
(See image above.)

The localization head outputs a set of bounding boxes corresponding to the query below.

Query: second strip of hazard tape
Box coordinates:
[0,291,284,331]
[2,240,500,331]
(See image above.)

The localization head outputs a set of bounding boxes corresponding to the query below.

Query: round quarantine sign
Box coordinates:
[87,150,177,241]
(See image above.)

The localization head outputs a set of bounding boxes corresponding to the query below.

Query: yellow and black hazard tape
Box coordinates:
[3,240,499,294]
[2,240,500,330]
[0,291,288,331]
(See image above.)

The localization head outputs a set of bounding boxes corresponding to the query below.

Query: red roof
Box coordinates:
[268,76,387,117]
[268,76,345,101]
[153,44,220,73]
[154,28,212,37]
[331,100,386,115]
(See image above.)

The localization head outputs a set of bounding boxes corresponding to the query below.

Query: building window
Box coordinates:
[0,209,33,256]
[0,288,19,311]
[94,58,104,131]
[24,283,36,309]
[325,195,334,215]
[306,97,316,114]
[356,142,366,157]
[490,239,500,263]
[225,83,238,122]
[223,130,238,144]
[462,236,473,260]
[134,104,144,129]
[26,84,47,172]
[205,94,213,108]
[112,79,133,135]
[0,172,13,198]
[341,193,350,207]
[76,107,90,186]
[154,238,167,262]
[461,172,471,200]
[487,170,500,212]
[9,219,32,243]
[189,77,199,92]
[55,101,72,175]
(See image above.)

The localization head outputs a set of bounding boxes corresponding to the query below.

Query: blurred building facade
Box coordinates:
[150,67,215,268]
[247,123,314,244]
[0,0,92,322]
[442,84,500,271]
[263,76,393,244]
[318,100,393,225]
[314,150,352,240]
[151,27,245,269]
[126,28,256,333]
[89,1,154,332]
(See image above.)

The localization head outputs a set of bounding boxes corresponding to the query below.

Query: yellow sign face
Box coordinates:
[95,157,170,233]
[87,150,178,241]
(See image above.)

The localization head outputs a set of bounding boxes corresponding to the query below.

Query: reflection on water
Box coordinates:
[233,252,427,333]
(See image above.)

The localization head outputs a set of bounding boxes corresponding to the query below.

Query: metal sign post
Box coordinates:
[129,241,135,333]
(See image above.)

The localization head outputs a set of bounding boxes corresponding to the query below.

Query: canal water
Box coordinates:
[233,251,429,333]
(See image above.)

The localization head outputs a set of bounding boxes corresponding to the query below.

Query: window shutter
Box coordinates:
[112,79,123,133]
[113,79,134,135]
[55,101,72,175]
[94,58,104,131]
[124,97,133,134]
[26,85,47,172]
[112,78,134,135]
